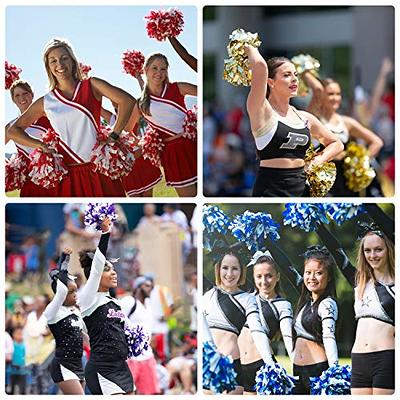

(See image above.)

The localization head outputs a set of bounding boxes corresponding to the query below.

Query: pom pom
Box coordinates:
[255,363,297,395]
[124,324,150,358]
[230,211,280,252]
[5,61,22,90]
[28,129,68,189]
[139,125,164,168]
[202,341,237,393]
[291,54,320,97]
[90,126,136,180]
[84,203,117,231]
[182,105,197,140]
[325,203,366,226]
[310,364,351,395]
[203,205,231,251]
[283,203,329,232]
[121,50,145,77]
[144,8,184,41]
[5,154,29,191]
[79,62,91,79]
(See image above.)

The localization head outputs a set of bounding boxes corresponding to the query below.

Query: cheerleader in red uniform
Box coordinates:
[129,53,197,197]
[7,38,135,197]
[5,80,57,197]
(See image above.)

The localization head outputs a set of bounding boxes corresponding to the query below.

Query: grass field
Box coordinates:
[275,355,352,374]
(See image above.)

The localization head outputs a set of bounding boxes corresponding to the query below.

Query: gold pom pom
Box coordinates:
[291,54,320,97]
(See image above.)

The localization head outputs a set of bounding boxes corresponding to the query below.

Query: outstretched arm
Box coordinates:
[302,71,326,117]
[364,203,394,243]
[168,37,197,72]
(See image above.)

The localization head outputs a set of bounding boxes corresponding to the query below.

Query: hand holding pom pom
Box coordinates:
[121,50,145,77]
[84,203,117,231]
[255,363,297,395]
[144,8,184,41]
[139,125,164,167]
[310,364,351,395]
[79,62,92,79]
[182,106,197,140]
[124,324,149,358]
[5,61,22,90]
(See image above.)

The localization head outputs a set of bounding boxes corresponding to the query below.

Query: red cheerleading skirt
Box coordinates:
[52,163,126,197]
[161,137,197,188]
[121,155,162,196]
[20,179,58,197]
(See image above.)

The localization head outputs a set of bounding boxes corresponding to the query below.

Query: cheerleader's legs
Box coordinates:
[175,184,196,197]
[57,379,84,395]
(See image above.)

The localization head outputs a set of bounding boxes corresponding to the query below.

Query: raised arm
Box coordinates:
[7,98,48,151]
[364,203,394,243]
[168,37,197,72]
[244,45,273,133]
[302,71,326,116]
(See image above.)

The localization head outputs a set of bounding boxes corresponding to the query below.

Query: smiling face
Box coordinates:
[99,263,118,291]
[12,85,33,113]
[145,56,168,86]
[324,82,342,111]
[303,259,329,297]
[268,62,299,98]
[363,233,388,272]
[253,262,279,298]
[47,47,75,83]
[218,254,241,291]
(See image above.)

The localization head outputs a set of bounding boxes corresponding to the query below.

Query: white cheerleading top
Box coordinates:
[322,115,350,144]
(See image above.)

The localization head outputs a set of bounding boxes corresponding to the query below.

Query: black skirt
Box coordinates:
[252,166,306,197]
[50,357,84,383]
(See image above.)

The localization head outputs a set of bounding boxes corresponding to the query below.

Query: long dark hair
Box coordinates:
[293,249,337,344]
[266,56,292,99]
[253,255,282,297]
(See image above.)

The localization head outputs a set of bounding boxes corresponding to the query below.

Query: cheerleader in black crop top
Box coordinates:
[238,252,294,393]
[43,249,85,394]
[315,208,395,394]
[78,217,134,395]
[244,45,343,197]
[203,252,275,394]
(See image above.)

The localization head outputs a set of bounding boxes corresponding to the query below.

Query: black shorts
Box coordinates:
[233,358,243,387]
[50,357,84,383]
[351,350,395,390]
[252,166,306,197]
[85,359,134,395]
[293,360,329,394]
[328,160,359,197]
[241,356,277,393]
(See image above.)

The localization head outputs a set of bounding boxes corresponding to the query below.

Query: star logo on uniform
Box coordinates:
[328,325,335,334]
[203,311,209,317]
[361,296,371,307]
[324,304,336,316]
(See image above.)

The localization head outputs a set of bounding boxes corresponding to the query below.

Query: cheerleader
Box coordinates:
[244,45,343,197]
[78,217,134,395]
[203,250,275,394]
[43,248,85,395]
[5,80,55,197]
[302,71,383,196]
[129,52,197,197]
[315,208,394,394]
[7,38,135,197]
[238,251,293,394]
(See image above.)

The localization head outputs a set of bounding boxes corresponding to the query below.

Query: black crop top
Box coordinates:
[256,118,311,161]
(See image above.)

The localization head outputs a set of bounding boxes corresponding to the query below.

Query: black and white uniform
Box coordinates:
[241,295,293,392]
[252,108,311,197]
[203,287,274,387]
[293,297,338,394]
[79,232,134,395]
[44,280,85,383]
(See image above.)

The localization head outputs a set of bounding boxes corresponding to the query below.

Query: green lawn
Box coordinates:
[275,355,352,374]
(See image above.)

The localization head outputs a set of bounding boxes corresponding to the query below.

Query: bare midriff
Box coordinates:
[210,328,240,359]
[260,158,305,168]
[294,338,327,366]
[352,318,394,353]
[238,326,263,364]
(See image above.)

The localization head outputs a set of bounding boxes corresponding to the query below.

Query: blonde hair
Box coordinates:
[139,53,169,116]
[214,252,246,287]
[43,38,82,90]
[10,80,33,101]
[356,232,395,298]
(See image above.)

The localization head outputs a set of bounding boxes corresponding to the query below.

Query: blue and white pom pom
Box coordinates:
[203,341,237,393]
[325,203,366,226]
[84,203,117,231]
[310,364,351,395]
[124,325,149,358]
[203,205,231,251]
[255,363,297,395]
[230,211,280,252]
[283,203,329,232]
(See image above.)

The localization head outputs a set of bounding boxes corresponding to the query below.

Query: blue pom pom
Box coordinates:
[84,203,117,231]
[230,211,280,252]
[202,341,237,393]
[124,324,149,358]
[310,364,351,395]
[325,203,366,226]
[283,203,329,232]
[203,205,231,251]
[255,363,297,395]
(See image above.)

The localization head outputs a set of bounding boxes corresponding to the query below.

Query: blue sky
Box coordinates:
[5,5,198,126]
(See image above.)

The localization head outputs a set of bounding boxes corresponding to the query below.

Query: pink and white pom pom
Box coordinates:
[122,50,145,77]
[144,8,184,41]
[139,125,164,168]
[5,61,22,90]
[90,126,136,180]
[182,105,197,140]
[79,62,92,79]
[28,129,68,189]
[5,154,29,192]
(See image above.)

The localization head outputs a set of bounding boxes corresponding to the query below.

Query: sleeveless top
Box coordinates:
[321,115,349,144]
